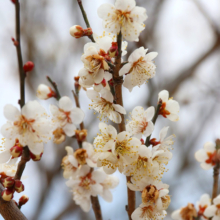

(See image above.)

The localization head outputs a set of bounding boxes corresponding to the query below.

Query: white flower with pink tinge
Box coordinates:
[119,47,157,92]
[87,88,126,124]
[66,165,106,211]
[94,122,141,174]
[126,106,155,139]
[129,178,170,220]
[204,195,220,220]
[158,90,180,122]
[195,142,217,170]
[50,96,84,144]
[1,101,51,155]
[196,194,211,220]
[97,0,147,41]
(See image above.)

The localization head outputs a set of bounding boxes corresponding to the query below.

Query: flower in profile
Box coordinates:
[196,194,211,219]
[87,88,126,123]
[36,84,56,100]
[151,127,175,152]
[50,96,84,144]
[195,142,217,170]
[97,0,147,41]
[204,194,220,219]
[119,47,158,91]
[171,203,197,220]
[126,106,155,139]
[94,123,141,174]
[158,90,180,122]
[1,101,51,155]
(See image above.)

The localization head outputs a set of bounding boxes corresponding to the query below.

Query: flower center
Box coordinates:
[140,205,154,218]
[53,128,66,144]
[115,139,130,157]
[161,195,171,210]
[14,115,35,134]
[74,149,88,165]
[136,156,148,169]
[180,203,197,220]
[139,118,148,133]
[58,109,72,124]
[79,173,96,190]
[159,102,170,118]
[116,10,132,26]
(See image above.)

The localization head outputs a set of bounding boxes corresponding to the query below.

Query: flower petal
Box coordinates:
[59,96,73,111]
[4,104,20,121]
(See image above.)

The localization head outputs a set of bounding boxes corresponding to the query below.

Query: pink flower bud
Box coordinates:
[69,25,84,38]
[2,177,15,188]
[30,151,43,162]
[19,195,29,206]
[1,189,14,201]
[36,84,56,100]
[23,61,34,72]
[11,0,16,3]
[10,144,23,158]
[14,180,24,193]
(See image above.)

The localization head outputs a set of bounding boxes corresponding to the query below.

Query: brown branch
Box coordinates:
[76,0,95,42]
[72,90,84,130]
[47,76,61,100]
[91,196,103,220]
[113,32,135,220]
[0,184,27,220]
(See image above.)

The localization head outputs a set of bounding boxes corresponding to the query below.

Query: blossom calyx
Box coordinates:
[19,195,29,207]
[69,25,93,39]
[141,185,159,204]
[1,189,14,201]
[14,180,24,193]
[23,61,34,72]
[108,42,118,58]
[2,177,15,188]
[37,84,56,100]
[30,151,43,161]
[75,129,87,142]
[10,144,23,158]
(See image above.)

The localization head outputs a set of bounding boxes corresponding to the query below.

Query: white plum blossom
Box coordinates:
[158,90,180,122]
[87,88,126,123]
[97,0,147,41]
[195,142,217,170]
[1,101,52,155]
[126,106,155,139]
[36,84,55,100]
[119,47,157,91]
[129,179,170,220]
[94,122,141,174]
[66,165,106,211]
[196,194,211,219]
[100,173,119,202]
[50,96,84,144]
[204,194,220,220]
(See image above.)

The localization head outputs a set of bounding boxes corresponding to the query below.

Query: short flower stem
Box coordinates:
[113,32,135,220]
[211,139,220,201]
[76,0,95,42]
[145,99,162,147]
[46,76,61,100]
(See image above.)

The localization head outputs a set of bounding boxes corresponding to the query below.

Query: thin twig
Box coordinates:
[47,76,61,100]
[91,196,103,220]
[145,99,162,147]
[76,0,95,42]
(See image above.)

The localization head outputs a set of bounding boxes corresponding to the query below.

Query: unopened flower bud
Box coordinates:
[10,144,23,158]
[37,84,56,100]
[11,37,19,46]
[75,129,87,142]
[1,189,14,201]
[19,195,29,207]
[84,28,93,36]
[2,177,15,188]
[14,180,24,193]
[74,76,80,82]
[70,25,84,38]
[23,61,34,72]
[30,151,43,161]
[108,42,118,58]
